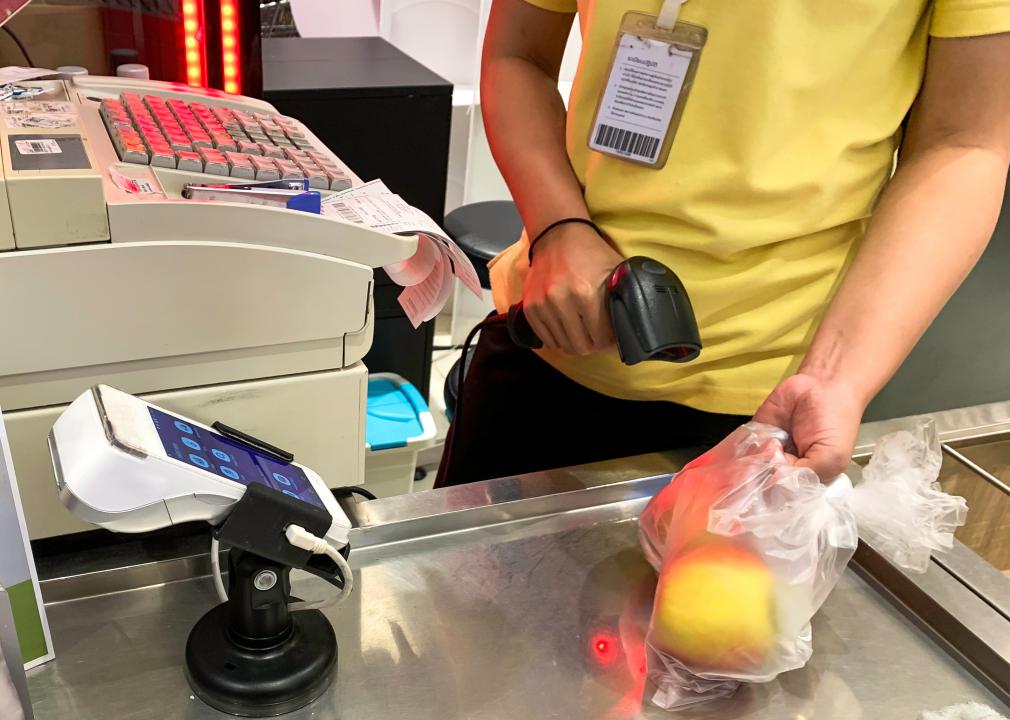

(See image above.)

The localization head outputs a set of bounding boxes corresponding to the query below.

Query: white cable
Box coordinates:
[284,524,354,612]
[210,536,229,603]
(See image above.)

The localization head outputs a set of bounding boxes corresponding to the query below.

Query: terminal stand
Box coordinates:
[184,480,347,717]
[185,549,338,717]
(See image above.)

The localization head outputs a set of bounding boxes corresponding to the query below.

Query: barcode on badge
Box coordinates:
[593,124,660,162]
[15,138,61,155]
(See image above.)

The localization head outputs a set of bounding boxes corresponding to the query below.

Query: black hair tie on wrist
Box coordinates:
[528,217,605,263]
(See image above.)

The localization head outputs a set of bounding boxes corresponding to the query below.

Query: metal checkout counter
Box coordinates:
[0,75,415,541]
[25,400,1010,718]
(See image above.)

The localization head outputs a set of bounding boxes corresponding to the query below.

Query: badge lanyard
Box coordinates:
[587,1,707,169]
[656,0,687,29]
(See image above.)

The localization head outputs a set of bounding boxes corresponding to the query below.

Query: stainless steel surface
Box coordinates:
[855,400,1010,456]
[38,553,214,605]
[346,450,690,531]
[29,464,1009,719]
[853,540,1010,707]
[936,542,1010,620]
[346,459,690,551]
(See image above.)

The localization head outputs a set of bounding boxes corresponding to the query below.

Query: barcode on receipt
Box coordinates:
[328,202,363,224]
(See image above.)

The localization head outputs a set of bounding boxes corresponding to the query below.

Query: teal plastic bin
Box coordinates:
[365,373,436,497]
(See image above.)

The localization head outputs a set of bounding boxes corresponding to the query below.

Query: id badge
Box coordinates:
[588,11,707,169]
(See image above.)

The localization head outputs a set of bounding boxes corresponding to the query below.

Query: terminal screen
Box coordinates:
[149,407,324,508]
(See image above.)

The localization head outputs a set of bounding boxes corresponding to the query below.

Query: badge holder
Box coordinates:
[588,9,707,169]
[184,431,349,718]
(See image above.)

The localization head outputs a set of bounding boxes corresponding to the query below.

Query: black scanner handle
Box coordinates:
[507,303,543,350]
[505,257,701,366]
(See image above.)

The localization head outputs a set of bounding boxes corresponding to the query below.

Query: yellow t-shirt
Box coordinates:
[489,0,1010,416]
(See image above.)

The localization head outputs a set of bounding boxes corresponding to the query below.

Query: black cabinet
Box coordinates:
[263,37,453,398]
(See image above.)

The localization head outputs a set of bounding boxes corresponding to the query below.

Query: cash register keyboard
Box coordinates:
[99,93,352,190]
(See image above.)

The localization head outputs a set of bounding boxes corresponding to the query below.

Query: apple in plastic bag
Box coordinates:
[650,542,776,673]
[640,467,736,564]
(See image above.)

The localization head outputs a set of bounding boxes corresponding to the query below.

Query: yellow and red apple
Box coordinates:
[649,542,776,673]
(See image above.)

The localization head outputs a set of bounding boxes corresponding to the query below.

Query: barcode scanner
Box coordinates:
[506,257,702,365]
[444,257,702,477]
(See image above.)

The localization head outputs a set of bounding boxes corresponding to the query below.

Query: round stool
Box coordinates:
[443,200,522,288]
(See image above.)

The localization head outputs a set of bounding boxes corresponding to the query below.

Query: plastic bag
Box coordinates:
[638,421,967,710]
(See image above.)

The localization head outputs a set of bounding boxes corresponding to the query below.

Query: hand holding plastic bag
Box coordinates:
[638,421,967,710]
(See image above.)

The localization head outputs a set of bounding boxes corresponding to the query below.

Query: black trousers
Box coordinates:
[435,319,749,488]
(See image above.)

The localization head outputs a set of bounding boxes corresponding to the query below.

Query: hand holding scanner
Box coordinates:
[507,256,702,365]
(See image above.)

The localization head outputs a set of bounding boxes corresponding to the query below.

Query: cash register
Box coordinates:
[0,74,416,540]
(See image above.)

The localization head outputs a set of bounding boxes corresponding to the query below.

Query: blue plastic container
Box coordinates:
[365,373,436,496]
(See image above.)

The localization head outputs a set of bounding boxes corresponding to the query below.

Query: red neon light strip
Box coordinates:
[182,0,206,87]
[220,0,241,94]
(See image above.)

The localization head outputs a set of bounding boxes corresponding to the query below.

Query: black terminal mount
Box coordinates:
[215,483,349,588]
[185,481,349,716]
[186,549,338,717]
[506,257,702,365]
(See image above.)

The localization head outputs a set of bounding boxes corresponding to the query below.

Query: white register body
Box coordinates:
[0,75,417,539]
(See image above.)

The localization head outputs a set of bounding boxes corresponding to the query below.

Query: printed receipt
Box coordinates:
[398,252,454,326]
[0,67,57,84]
[385,230,439,286]
[321,181,483,327]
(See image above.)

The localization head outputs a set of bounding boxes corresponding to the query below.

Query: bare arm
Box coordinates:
[482,0,622,354]
[756,33,1010,477]
[481,0,585,232]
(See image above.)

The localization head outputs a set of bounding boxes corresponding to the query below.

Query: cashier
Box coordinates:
[436,0,1010,487]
